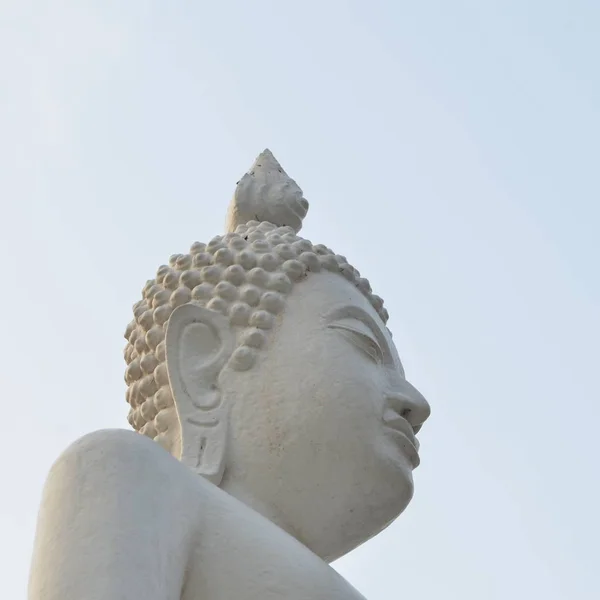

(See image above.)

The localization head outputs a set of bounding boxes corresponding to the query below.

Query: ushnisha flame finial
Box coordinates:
[225,149,309,234]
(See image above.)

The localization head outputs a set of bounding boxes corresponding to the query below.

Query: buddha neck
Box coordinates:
[218,470,310,553]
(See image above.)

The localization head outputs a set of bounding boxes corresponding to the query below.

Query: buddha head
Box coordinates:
[123,150,430,561]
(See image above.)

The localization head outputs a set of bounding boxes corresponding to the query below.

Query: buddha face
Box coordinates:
[217,271,430,561]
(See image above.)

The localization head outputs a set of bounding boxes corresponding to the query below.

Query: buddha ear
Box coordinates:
[165,303,235,485]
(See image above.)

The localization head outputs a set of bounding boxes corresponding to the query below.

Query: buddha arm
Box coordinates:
[28,429,197,600]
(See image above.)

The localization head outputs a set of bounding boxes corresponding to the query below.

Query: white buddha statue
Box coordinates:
[28,150,430,600]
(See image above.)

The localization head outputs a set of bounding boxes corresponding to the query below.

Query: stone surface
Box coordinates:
[226,149,309,233]
[28,150,431,600]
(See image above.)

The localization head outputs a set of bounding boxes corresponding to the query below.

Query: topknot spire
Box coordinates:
[225,149,309,234]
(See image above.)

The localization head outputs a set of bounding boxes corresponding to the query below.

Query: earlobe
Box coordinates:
[165,303,234,485]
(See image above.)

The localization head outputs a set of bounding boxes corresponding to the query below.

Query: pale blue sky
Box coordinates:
[1,1,599,599]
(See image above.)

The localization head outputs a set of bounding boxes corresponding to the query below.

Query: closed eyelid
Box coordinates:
[325,308,395,364]
[329,322,378,343]
[328,322,385,361]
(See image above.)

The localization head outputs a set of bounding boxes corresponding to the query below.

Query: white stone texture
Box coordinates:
[28,150,430,600]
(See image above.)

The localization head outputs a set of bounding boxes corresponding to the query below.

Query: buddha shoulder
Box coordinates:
[30,430,224,599]
[41,429,205,530]
[48,429,189,486]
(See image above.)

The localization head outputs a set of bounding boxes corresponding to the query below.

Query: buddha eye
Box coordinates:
[350,330,384,364]
[331,324,384,364]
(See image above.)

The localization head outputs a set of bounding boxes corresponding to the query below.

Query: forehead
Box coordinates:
[286,271,381,316]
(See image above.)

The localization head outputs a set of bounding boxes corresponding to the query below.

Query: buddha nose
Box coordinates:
[386,380,431,434]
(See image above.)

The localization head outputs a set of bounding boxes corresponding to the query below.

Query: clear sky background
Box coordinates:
[1,1,599,599]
